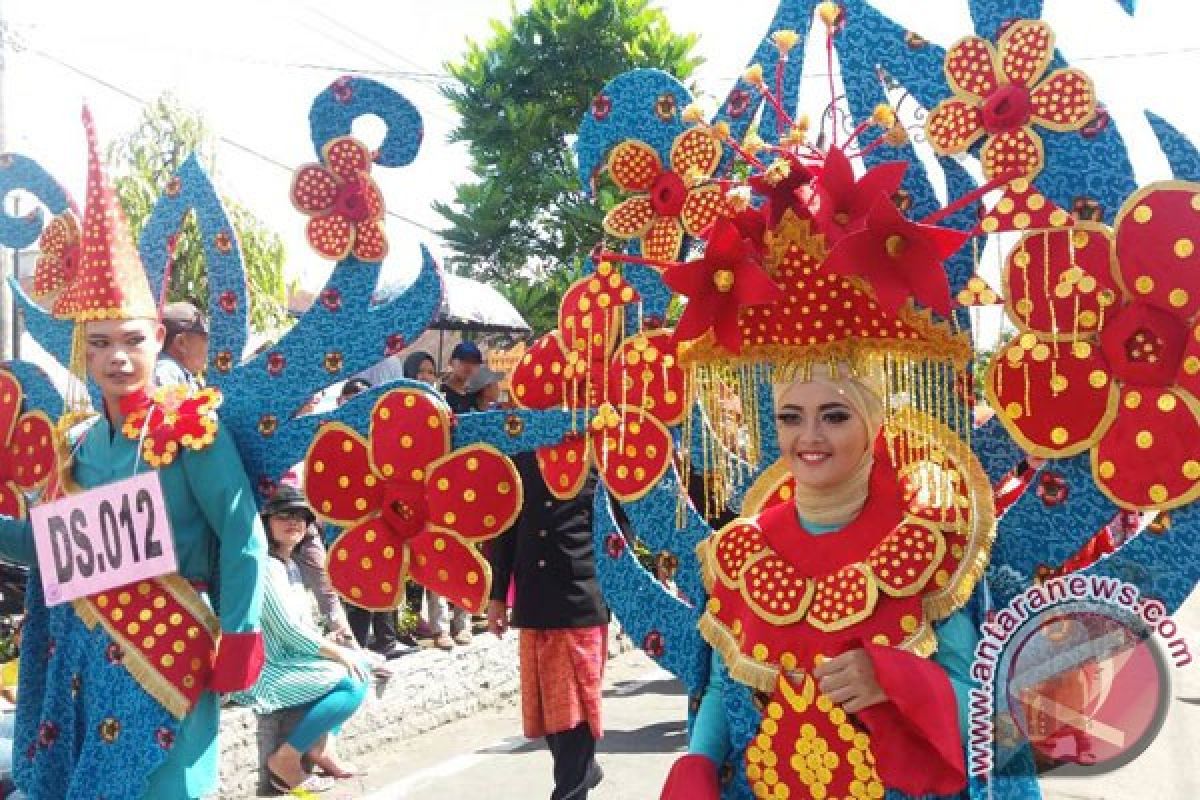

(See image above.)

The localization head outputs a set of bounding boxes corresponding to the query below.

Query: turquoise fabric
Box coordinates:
[284,674,368,753]
[688,517,979,766]
[0,413,266,799]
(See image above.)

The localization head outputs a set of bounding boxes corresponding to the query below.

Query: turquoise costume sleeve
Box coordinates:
[930,609,980,736]
[181,425,267,635]
[0,514,36,566]
[689,649,733,765]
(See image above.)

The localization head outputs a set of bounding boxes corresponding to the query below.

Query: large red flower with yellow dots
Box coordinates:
[304,387,522,612]
[32,210,81,298]
[0,369,56,517]
[602,127,727,262]
[120,384,222,469]
[987,182,1200,510]
[925,19,1095,179]
[508,264,677,500]
[290,136,387,262]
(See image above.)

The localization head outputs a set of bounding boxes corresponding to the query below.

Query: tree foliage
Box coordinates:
[437,0,701,285]
[108,94,290,333]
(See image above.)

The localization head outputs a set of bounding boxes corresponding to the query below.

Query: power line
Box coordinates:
[13,40,441,235]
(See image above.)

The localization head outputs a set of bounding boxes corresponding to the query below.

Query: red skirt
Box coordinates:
[519,626,607,739]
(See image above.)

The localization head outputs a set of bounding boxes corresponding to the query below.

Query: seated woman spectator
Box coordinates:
[231,486,372,793]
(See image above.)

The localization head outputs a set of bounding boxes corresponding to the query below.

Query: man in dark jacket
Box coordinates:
[487,452,608,800]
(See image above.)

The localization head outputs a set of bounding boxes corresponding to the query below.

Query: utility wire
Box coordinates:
[10,38,440,235]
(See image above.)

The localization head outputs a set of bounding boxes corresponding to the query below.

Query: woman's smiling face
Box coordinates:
[775,380,870,491]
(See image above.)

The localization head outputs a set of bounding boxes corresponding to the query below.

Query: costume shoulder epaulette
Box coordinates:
[120,385,224,468]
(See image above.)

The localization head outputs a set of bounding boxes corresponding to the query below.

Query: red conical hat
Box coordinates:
[53,107,156,322]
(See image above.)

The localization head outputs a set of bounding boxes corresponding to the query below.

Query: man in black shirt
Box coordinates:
[488,453,607,799]
[439,340,483,413]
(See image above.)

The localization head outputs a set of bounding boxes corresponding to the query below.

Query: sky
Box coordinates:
[4,0,1200,300]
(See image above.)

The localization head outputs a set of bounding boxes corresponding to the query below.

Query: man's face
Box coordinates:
[171,330,209,376]
[451,358,481,382]
[85,318,165,400]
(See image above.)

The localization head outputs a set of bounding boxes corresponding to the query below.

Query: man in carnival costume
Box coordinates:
[0,109,266,800]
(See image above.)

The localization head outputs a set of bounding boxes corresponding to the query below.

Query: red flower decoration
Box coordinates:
[926,20,1095,179]
[290,136,387,262]
[642,630,665,659]
[217,291,237,314]
[385,334,406,356]
[32,210,81,298]
[331,76,355,105]
[663,216,783,352]
[810,147,908,247]
[726,89,751,118]
[654,93,678,122]
[603,128,726,263]
[1037,471,1069,507]
[510,325,680,502]
[822,197,967,316]
[120,385,222,469]
[591,94,612,121]
[0,369,57,518]
[604,532,626,559]
[266,352,286,377]
[748,152,819,228]
[320,288,342,312]
[988,182,1200,510]
[304,387,522,612]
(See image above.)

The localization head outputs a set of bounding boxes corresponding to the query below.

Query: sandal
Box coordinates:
[268,768,335,794]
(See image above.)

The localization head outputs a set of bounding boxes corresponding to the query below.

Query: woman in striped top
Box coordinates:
[230,486,372,794]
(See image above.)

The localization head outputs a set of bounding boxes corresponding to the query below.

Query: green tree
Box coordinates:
[108,94,290,333]
[437,0,702,286]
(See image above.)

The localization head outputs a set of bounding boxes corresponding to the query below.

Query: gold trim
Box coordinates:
[697,609,779,693]
[74,575,219,720]
[737,549,815,626]
[805,564,880,633]
[740,460,792,517]
[867,517,947,599]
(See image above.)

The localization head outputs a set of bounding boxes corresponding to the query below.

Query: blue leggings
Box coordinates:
[286,674,368,752]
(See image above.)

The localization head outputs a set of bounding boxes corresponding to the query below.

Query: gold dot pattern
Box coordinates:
[328,520,406,610]
[678,183,728,238]
[944,37,999,98]
[1002,225,1115,336]
[290,164,339,213]
[1113,186,1200,321]
[742,554,814,622]
[711,523,768,586]
[926,98,984,155]
[608,330,686,426]
[1029,69,1096,131]
[32,210,81,296]
[368,388,451,487]
[998,20,1053,88]
[955,275,1001,307]
[606,139,662,193]
[424,444,522,541]
[602,194,655,238]
[978,180,1075,235]
[302,423,379,525]
[982,126,1043,180]
[866,524,946,596]
[809,565,874,630]
[669,127,722,182]
[1093,385,1200,510]
[88,580,217,708]
[641,214,686,262]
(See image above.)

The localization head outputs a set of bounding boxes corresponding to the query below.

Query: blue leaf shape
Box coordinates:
[309,76,423,167]
[575,68,693,199]
[1146,111,1200,180]
[139,155,250,363]
[0,154,72,249]
[2,360,63,421]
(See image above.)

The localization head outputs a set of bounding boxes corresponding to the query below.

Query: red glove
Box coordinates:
[209,630,265,693]
[660,753,720,800]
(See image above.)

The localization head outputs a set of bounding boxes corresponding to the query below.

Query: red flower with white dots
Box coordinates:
[290,136,388,262]
[988,182,1200,510]
[304,387,522,612]
[925,19,1095,179]
[0,369,58,518]
[602,127,727,264]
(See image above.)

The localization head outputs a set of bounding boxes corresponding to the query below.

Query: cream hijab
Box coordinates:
[774,363,885,527]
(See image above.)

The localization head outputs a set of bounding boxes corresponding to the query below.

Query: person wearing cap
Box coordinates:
[230,486,371,793]
[440,340,483,414]
[467,364,506,411]
[155,300,210,390]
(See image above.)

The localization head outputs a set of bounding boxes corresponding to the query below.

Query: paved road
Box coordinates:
[316,591,1199,800]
